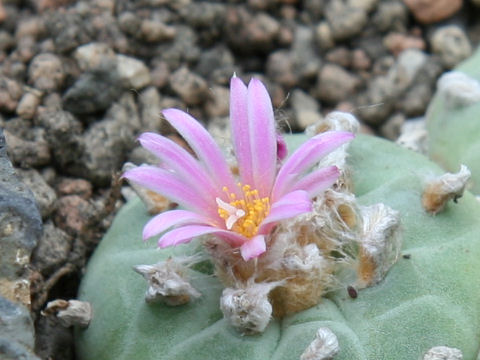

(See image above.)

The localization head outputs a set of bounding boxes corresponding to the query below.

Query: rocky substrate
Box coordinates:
[0,0,479,359]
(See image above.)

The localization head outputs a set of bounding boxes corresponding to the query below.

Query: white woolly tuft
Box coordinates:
[306,111,360,137]
[133,256,203,306]
[300,327,339,360]
[396,118,428,154]
[422,165,471,214]
[357,203,402,287]
[423,346,463,360]
[220,281,282,335]
[437,71,480,108]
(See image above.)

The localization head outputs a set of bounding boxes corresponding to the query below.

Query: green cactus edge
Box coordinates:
[427,46,480,194]
[75,134,480,360]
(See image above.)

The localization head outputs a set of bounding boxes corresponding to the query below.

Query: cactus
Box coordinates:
[427,46,480,194]
[75,133,480,360]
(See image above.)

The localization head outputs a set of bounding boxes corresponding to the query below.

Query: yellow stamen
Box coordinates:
[217,183,271,238]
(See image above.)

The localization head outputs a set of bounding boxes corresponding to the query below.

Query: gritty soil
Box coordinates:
[1,0,480,359]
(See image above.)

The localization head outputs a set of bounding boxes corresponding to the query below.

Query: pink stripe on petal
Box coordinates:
[143,210,213,240]
[258,190,312,233]
[123,166,217,217]
[272,131,354,200]
[138,132,218,200]
[162,109,238,195]
[240,235,266,261]
[230,76,254,187]
[290,166,339,198]
[158,225,248,248]
[247,78,276,197]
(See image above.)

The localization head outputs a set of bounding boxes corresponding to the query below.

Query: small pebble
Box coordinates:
[73,42,115,71]
[431,25,472,69]
[169,66,208,106]
[16,90,42,119]
[115,54,151,89]
[139,20,176,43]
[32,221,72,275]
[28,53,65,92]
[403,0,463,24]
[325,0,368,40]
[16,168,57,219]
[56,178,93,200]
[316,64,361,104]
[0,76,23,112]
[54,195,93,236]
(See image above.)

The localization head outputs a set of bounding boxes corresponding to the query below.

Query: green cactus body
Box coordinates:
[76,134,480,360]
[427,47,480,194]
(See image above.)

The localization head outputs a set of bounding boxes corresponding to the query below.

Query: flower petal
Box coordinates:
[143,210,214,240]
[272,131,354,200]
[247,78,277,197]
[162,108,238,194]
[240,235,266,261]
[276,133,288,161]
[290,166,339,198]
[123,165,217,217]
[158,225,248,248]
[258,190,312,234]
[138,132,218,200]
[230,76,254,187]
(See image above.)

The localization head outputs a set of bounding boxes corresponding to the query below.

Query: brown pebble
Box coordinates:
[16,91,42,119]
[56,178,93,200]
[54,195,93,236]
[403,0,462,24]
[384,32,426,56]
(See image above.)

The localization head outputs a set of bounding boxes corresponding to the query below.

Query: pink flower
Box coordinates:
[123,76,354,261]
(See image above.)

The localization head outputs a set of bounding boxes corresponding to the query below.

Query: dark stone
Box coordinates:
[36,109,84,170]
[3,127,51,168]
[194,45,235,82]
[34,316,74,360]
[78,93,138,186]
[0,128,42,276]
[224,7,280,55]
[45,11,91,53]
[180,2,226,45]
[62,69,123,115]
[156,25,201,69]
[0,338,40,360]
[0,297,38,360]
[32,221,72,275]
[0,129,42,359]
[16,169,57,219]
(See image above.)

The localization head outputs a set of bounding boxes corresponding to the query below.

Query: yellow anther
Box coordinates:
[217,183,271,238]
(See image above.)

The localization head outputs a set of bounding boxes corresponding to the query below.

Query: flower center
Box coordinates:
[216,183,270,238]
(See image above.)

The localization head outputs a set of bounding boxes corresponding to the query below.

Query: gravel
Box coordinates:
[0,1,479,358]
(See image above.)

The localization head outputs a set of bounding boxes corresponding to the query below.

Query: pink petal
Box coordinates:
[240,235,266,261]
[276,133,288,161]
[258,190,312,234]
[290,166,340,198]
[247,78,276,197]
[162,108,239,195]
[230,76,254,187]
[272,131,354,200]
[123,166,217,218]
[143,210,214,240]
[138,132,218,199]
[158,225,248,248]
